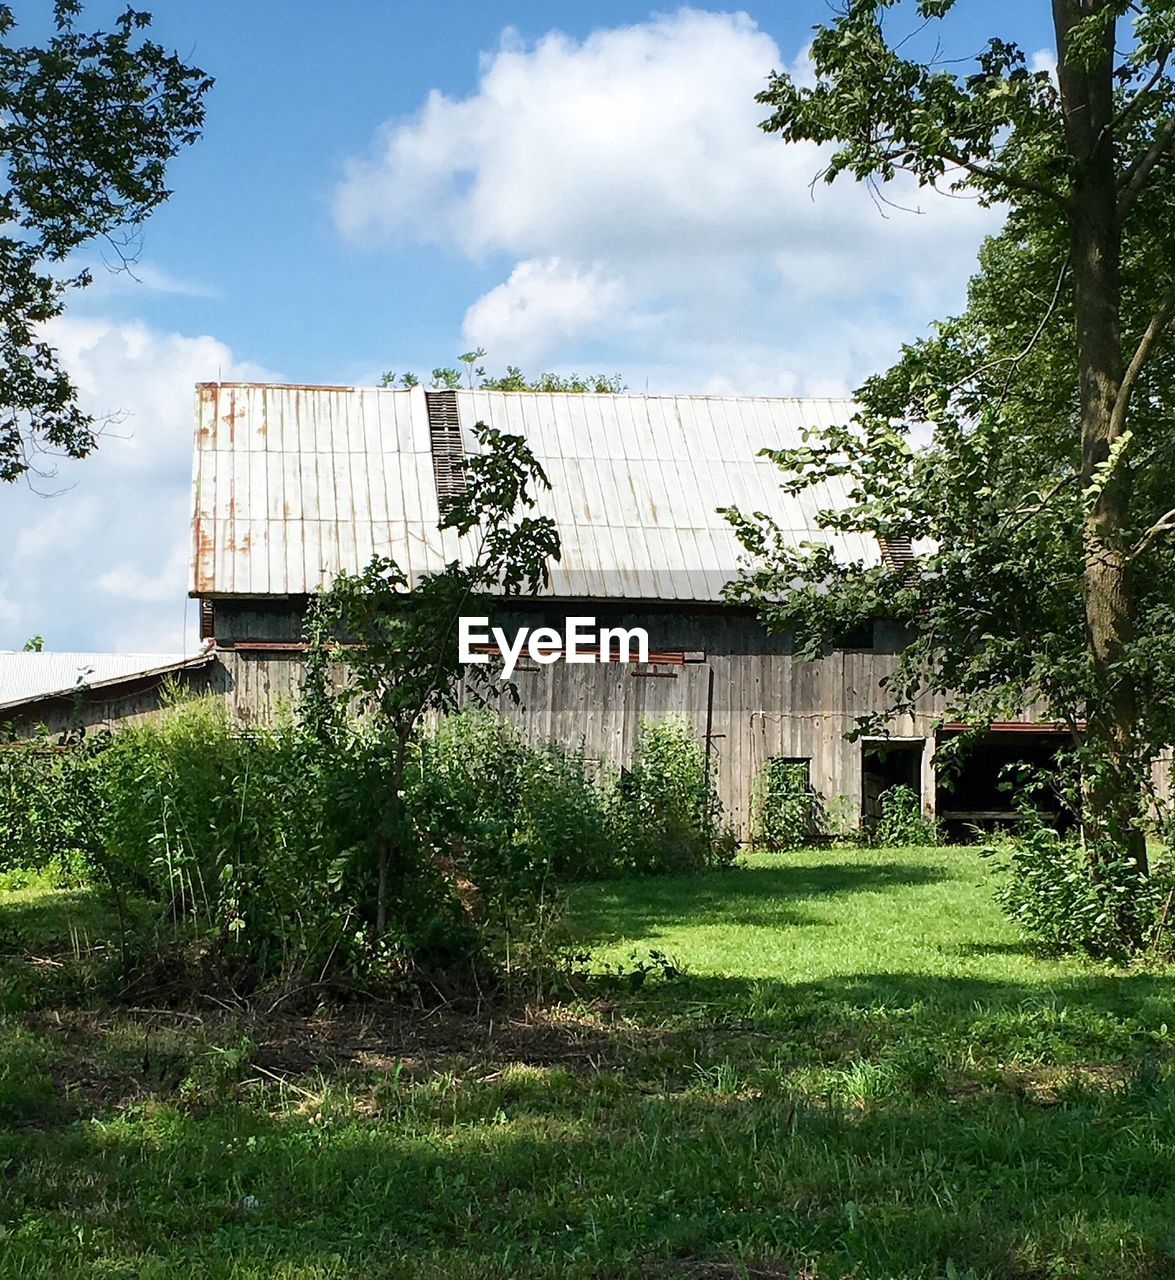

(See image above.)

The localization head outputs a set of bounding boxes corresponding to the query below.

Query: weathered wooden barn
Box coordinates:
[0,651,214,739]
[190,381,1070,839]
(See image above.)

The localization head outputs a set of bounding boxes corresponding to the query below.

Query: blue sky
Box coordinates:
[0,1,1054,653]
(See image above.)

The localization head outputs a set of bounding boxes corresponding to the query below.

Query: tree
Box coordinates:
[728,0,1175,942]
[305,423,560,939]
[0,2,211,483]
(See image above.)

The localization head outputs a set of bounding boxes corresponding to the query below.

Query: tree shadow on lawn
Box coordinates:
[572,859,950,944]
[5,992,1175,1280]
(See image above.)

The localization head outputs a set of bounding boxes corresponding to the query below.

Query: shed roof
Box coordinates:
[191,382,871,602]
[0,652,210,712]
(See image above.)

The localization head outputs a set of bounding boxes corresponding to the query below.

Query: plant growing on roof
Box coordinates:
[379,353,625,394]
[306,422,561,939]
[725,0,1175,951]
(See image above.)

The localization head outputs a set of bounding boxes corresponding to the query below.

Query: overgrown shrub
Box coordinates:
[0,735,108,883]
[409,709,735,886]
[95,698,471,992]
[984,815,1173,958]
[614,716,737,874]
[752,758,820,850]
[0,700,735,998]
[873,784,939,848]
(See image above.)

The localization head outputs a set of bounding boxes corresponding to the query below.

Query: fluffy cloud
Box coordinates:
[0,319,274,653]
[335,8,998,390]
[462,258,629,365]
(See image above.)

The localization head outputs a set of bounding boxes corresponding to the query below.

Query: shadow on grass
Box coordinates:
[4,974,1175,1279]
[950,940,1044,958]
[0,887,112,951]
[573,859,951,944]
[5,857,1175,1276]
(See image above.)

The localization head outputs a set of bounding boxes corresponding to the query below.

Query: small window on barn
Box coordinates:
[828,620,874,652]
[753,756,819,850]
[425,390,467,500]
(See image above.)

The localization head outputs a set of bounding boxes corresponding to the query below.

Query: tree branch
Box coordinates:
[941,147,1072,212]
[1110,278,1175,437]
[998,472,1081,539]
[1118,113,1175,217]
[1107,45,1170,137]
[940,253,1071,404]
[1132,505,1175,557]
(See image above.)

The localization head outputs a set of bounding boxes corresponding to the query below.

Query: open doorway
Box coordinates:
[935,726,1071,840]
[861,739,924,831]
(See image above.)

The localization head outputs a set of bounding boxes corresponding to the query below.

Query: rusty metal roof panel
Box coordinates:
[192,383,444,597]
[192,384,870,602]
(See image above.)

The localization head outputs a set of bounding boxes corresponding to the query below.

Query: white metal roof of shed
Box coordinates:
[191,382,872,602]
[0,652,209,712]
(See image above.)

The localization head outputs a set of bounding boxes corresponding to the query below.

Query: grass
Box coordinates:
[2,848,1175,1278]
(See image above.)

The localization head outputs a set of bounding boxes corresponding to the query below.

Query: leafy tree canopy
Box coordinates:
[306,423,560,937]
[381,349,625,393]
[0,2,211,484]
[726,0,1175,926]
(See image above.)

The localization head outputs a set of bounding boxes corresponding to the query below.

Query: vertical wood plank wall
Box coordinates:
[210,602,947,838]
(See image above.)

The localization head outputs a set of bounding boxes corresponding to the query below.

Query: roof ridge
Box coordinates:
[196,380,857,403]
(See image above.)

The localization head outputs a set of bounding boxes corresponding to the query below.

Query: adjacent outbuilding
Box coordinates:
[0,650,215,739]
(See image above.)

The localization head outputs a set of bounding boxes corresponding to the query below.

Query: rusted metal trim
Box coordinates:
[220,639,692,666]
[219,641,316,652]
[938,721,1078,736]
[195,381,356,392]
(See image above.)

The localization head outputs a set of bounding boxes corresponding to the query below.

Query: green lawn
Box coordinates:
[3,849,1175,1278]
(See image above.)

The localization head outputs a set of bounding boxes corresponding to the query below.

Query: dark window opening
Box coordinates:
[861,739,923,829]
[935,731,1071,840]
[754,756,821,850]
[829,620,874,652]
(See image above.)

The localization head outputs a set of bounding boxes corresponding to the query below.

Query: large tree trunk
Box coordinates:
[1053,0,1148,888]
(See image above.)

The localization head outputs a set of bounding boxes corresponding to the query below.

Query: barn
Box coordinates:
[190,381,1067,839]
[0,650,215,739]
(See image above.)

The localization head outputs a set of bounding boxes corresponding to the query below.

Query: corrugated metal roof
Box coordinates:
[0,652,209,711]
[191,382,872,602]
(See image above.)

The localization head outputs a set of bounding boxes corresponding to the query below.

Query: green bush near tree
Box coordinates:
[873,783,940,849]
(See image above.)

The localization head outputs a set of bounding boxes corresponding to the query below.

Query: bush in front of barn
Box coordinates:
[409,708,736,887]
[0,699,734,1000]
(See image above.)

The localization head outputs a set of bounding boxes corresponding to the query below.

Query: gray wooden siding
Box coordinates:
[208,600,949,837]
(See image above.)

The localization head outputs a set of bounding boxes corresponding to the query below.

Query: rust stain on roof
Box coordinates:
[189,382,868,601]
[192,522,216,595]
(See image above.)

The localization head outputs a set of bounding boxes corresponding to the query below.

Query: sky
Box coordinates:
[0,1,1055,654]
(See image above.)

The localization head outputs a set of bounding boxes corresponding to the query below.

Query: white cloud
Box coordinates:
[96,541,192,605]
[0,318,275,653]
[335,8,998,388]
[1030,48,1058,80]
[463,258,628,364]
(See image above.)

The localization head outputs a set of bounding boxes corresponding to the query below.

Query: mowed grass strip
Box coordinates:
[2,848,1175,1279]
